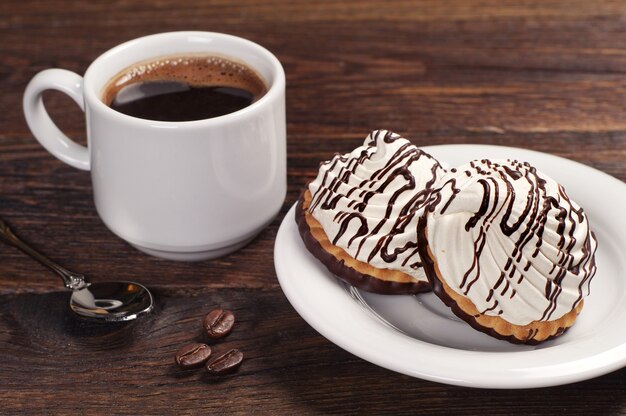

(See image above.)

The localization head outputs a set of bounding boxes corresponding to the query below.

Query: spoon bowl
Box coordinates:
[70,281,154,322]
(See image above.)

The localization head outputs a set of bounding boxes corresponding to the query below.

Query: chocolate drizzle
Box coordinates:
[303,131,598,341]
[425,159,598,325]
[307,130,444,280]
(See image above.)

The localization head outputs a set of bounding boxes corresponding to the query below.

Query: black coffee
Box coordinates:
[103,55,267,122]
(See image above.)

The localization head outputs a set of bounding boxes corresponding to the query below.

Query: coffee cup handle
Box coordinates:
[23,69,90,171]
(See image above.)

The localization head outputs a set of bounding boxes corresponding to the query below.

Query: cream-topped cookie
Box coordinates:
[419,159,598,343]
[297,130,445,294]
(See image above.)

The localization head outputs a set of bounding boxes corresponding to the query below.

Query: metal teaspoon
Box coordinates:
[0,218,153,322]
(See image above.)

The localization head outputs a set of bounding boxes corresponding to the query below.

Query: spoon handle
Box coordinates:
[0,218,88,290]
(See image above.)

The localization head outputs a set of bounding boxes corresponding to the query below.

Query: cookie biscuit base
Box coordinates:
[417,218,583,345]
[296,189,430,295]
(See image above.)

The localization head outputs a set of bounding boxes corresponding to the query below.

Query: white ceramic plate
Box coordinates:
[274,144,626,389]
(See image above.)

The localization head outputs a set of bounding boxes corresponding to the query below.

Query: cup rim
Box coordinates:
[83,31,285,128]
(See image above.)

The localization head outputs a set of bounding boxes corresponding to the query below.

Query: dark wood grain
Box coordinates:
[2,0,626,414]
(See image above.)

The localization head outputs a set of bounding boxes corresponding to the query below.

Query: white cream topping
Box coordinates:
[427,159,598,325]
[308,130,445,281]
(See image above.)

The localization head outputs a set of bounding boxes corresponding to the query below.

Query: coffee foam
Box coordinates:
[102,54,267,106]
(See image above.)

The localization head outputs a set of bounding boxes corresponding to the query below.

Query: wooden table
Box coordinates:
[2,1,626,414]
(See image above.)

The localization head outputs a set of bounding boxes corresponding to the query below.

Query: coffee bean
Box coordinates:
[203,309,235,339]
[206,349,243,375]
[175,343,212,369]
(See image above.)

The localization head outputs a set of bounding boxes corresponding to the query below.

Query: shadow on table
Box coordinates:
[0,290,157,350]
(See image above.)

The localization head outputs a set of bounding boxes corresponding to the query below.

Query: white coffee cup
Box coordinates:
[23,32,286,261]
